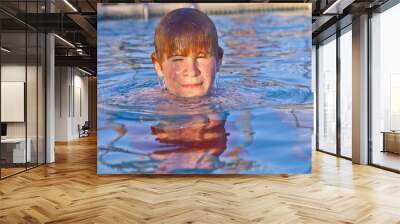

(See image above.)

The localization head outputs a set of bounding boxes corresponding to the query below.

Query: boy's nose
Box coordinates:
[183,58,200,77]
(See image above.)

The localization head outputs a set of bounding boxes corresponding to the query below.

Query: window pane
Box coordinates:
[318,37,337,154]
[38,32,45,165]
[27,31,38,169]
[340,29,352,158]
[1,30,27,177]
[371,4,400,171]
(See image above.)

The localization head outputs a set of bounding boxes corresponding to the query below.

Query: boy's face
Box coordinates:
[154,52,222,98]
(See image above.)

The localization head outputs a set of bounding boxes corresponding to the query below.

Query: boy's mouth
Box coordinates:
[181,82,203,88]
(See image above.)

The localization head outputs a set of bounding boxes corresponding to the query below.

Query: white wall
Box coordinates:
[1,65,38,137]
[1,65,26,139]
[54,67,89,141]
[1,65,26,126]
[1,65,26,81]
[55,66,69,141]
[73,73,89,137]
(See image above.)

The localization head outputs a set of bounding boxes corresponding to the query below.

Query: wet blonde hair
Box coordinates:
[151,8,223,64]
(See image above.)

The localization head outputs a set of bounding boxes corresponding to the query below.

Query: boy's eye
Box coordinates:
[171,57,184,62]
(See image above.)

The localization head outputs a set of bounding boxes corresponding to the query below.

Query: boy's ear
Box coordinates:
[217,47,224,60]
[151,52,164,78]
[216,47,224,72]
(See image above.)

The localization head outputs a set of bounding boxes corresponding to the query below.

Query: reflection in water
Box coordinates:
[97,10,313,174]
[150,112,229,173]
[99,103,258,174]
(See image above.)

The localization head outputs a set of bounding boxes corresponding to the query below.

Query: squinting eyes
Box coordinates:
[170,55,208,62]
[172,58,184,62]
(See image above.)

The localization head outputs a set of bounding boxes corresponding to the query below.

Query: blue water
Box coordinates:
[97,10,313,174]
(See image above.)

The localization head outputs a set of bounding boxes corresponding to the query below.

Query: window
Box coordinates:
[0,1,46,179]
[371,3,400,171]
[317,35,337,154]
[339,27,352,158]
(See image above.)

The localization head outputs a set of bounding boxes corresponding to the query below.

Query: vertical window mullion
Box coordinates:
[25,0,28,171]
[336,27,341,157]
[36,0,39,167]
[367,11,373,165]
[316,44,319,151]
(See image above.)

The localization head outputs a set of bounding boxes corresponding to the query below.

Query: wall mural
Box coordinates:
[97,3,313,174]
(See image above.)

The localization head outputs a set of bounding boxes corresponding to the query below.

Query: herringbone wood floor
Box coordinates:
[1,135,400,224]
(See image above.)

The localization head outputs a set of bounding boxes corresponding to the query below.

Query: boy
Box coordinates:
[151,8,224,98]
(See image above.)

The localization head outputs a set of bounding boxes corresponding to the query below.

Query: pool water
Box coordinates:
[97,10,313,174]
